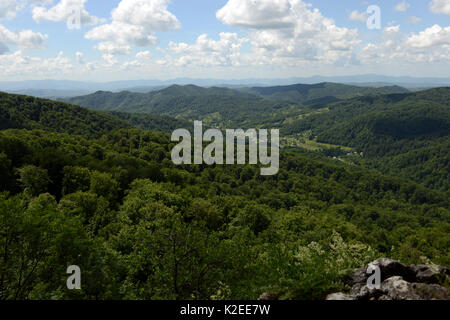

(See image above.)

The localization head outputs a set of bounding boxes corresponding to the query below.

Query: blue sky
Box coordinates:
[0,0,449,81]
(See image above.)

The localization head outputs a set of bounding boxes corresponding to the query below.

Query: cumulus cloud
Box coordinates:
[395,1,410,12]
[217,0,299,29]
[349,10,367,22]
[136,50,151,59]
[86,22,158,49]
[30,0,55,5]
[85,0,180,55]
[217,0,360,66]
[1,0,56,21]
[405,24,450,49]
[167,32,247,67]
[95,41,131,55]
[121,59,145,70]
[32,0,104,27]
[0,50,74,76]
[360,24,450,64]
[0,2,49,53]
[429,0,450,14]
[100,54,115,65]
[0,0,20,20]
[0,24,47,49]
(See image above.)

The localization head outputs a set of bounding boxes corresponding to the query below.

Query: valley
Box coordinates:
[0,82,449,300]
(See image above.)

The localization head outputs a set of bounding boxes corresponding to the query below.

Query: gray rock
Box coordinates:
[348,258,416,286]
[348,267,368,285]
[410,264,449,284]
[416,268,440,284]
[326,258,450,300]
[370,258,416,282]
[349,283,365,296]
[380,276,421,300]
[411,283,450,300]
[354,284,383,300]
[326,293,356,300]
[258,292,278,300]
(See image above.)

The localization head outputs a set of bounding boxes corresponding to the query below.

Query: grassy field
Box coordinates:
[281,130,353,151]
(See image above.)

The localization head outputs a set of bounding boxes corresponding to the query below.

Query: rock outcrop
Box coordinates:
[258,292,279,300]
[327,258,450,300]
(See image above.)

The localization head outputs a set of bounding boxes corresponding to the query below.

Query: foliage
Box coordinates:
[245,82,409,103]
[0,87,449,300]
[282,88,450,191]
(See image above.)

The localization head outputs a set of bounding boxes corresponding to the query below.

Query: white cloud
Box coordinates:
[217,0,298,29]
[30,0,55,5]
[0,50,74,76]
[86,21,158,50]
[395,1,410,12]
[95,41,131,55]
[32,0,104,26]
[121,59,144,70]
[111,0,180,32]
[430,0,450,14]
[0,24,47,49]
[0,2,49,53]
[136,50,151,59]
[349,10,367,22]
[405,24,450,49]
[0,0,20,20]
[101,53,118,66]
[360,24,450,64]
[167,32,247,67]
[217,0,360,66]
[85,0,180,55]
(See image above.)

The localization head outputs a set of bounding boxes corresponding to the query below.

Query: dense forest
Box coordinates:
[0,88,449,300]
[243,82,409,103]
[281,88,450,192]
[0,93,190,135]
[65,85,295,129]
[64,83,409,128]
[65,85,450,192]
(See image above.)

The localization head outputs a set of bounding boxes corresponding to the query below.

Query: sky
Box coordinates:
[0,0,449,81]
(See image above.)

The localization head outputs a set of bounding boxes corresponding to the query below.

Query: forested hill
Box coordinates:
[64,84,294,128]
[0,92,130,135]
[107,111,192,132]
[283,87,450,149]
[0,127,449,300]
[282,87,450,191]
[0,89,449,300]
[0,92,191,135]
[65,84,259,112]
[244,82,410,104]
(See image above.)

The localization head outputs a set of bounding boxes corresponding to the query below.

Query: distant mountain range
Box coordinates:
[63,84,290,129]
[0,75,449,98]
[244,83,409,104]
[62,83,410,128]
